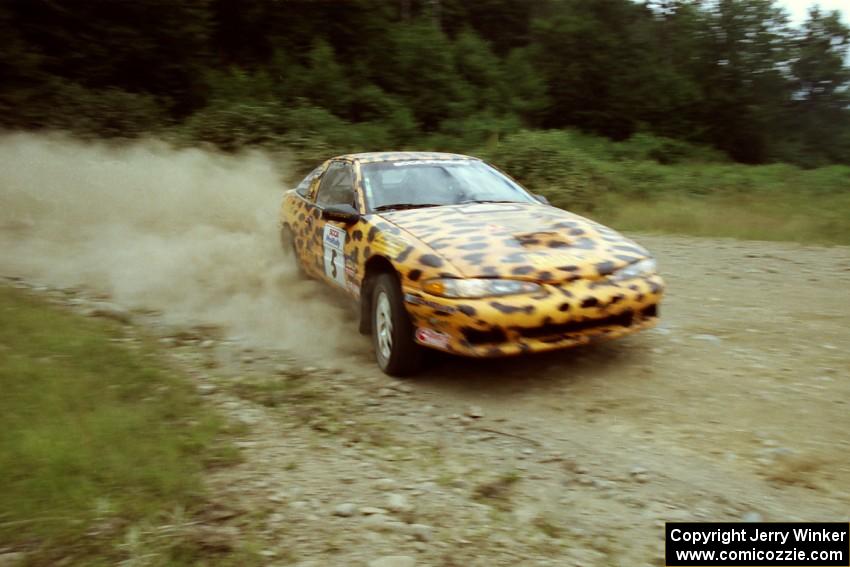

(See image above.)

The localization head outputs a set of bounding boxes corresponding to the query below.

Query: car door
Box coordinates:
[311,161,357,289]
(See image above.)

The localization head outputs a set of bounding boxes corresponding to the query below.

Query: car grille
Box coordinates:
[463,328,508,345]
[462,305,658,346]
[518,305,657,340]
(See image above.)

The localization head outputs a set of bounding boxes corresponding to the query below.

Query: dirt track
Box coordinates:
[160,234,849,566]
[6,232,850,566]
[2,136,849,565]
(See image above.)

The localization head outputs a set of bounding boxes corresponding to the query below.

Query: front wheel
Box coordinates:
[371,273,422,376]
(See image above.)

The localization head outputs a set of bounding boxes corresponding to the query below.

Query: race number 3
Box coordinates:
[323,224,346,286]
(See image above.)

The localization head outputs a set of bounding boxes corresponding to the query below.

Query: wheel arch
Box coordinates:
[359,255,399,334]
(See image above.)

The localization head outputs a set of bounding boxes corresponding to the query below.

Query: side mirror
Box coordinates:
[534,194,550,205]
[322,204,360,224]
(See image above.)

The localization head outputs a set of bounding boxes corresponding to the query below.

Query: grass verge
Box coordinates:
[590,191,850,245]
[0,286,240,565]
[482,131,850,245]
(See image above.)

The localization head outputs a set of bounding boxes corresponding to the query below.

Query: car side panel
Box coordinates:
[282,190,324,279]
[281,190,377,300]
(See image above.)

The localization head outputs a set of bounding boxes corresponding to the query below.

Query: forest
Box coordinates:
[2,0,849,242]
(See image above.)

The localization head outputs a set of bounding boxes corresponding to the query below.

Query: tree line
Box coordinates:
[1,0,848,167]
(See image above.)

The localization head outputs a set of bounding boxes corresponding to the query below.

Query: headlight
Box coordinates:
[611,258,657,281]
[422,278,541,298]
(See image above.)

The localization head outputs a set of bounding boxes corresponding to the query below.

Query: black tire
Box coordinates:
[371,273,423,376]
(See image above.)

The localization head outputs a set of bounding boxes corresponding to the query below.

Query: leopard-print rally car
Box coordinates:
[280,152,664,376]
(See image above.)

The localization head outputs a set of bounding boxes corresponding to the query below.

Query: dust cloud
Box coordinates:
[0,133,363,357]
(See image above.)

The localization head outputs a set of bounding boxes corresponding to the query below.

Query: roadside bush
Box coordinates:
[608,133,727,164]
[175,100,287,151]
[437,111,521,152]
[13,81,169,139]
[479,130,614,211]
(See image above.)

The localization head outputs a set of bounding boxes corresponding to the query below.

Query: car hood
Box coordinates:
[378,202,651,283]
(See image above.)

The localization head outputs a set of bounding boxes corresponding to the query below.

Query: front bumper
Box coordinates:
[403,274,664,357]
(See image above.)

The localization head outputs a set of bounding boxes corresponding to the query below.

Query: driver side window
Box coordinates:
[315,162,354,208]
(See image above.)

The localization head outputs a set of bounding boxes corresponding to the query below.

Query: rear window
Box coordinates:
[295,165,324,197]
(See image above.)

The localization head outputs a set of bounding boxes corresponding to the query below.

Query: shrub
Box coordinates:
[174,100,287,151]
[608,133,727,164]
[13,80,169,139]
[479,130,614,211]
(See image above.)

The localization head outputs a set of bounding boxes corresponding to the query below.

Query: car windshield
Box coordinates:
[361,160,535,211]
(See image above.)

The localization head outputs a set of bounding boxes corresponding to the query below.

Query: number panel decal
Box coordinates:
[323,224,346,286]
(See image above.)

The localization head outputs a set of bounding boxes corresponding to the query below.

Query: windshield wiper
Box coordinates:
[373,203,445,211]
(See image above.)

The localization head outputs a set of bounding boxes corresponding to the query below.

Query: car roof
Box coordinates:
[332,151,480,164]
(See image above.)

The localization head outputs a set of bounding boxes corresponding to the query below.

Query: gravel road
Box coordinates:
[156,234,850,566]
[4,137,848,565]
[7,228,850,566]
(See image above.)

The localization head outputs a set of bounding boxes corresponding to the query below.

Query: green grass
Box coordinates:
[478,130,850,245]
[0,287,239,565]
[590,190,850,244]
